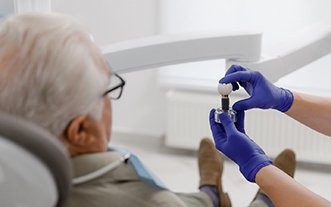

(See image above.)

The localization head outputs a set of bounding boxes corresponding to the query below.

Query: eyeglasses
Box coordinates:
[103,73,126,100]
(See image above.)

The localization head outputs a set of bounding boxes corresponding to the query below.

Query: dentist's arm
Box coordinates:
[220,65,331,137]
[286,92,331,137]
[209,110,331,207]
[256,165,331,207]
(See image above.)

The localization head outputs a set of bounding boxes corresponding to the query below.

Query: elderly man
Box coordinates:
[0,13,232,207]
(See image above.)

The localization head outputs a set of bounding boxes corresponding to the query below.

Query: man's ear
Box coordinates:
[65,115,101,147]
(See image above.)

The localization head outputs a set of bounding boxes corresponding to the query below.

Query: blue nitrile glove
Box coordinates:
[219,65,294,112]
[209,109,272,182]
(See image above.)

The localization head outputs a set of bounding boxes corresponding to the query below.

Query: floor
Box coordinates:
[111,133,331,207]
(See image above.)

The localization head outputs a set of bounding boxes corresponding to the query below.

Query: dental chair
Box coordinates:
[0,112,72,207]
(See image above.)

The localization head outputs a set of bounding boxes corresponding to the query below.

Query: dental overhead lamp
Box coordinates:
[103,21,331,83]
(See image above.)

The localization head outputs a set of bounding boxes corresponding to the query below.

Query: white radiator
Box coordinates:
[165,90,331,165]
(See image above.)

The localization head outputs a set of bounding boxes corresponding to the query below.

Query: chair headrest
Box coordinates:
[0,112,72,207]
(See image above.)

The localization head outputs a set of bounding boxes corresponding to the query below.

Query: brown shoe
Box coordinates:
[254,148,296,197]
[273,149,296,177]
[198,138,231,207]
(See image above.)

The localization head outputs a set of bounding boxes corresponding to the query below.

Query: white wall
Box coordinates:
[52,0,166,137]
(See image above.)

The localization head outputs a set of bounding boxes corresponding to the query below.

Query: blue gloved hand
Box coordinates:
[219,65,294,112]
[209,109,272,182]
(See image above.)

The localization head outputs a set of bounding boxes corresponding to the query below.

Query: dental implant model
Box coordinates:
[214,83,237,123]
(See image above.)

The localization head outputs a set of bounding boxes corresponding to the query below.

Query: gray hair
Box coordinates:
[0,13,109,137]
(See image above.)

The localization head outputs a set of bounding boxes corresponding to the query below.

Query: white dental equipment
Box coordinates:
[102,31,261,74]
[103,21,331,84]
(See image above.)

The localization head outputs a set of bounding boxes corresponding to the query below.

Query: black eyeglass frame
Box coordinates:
[103,73,126,100]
